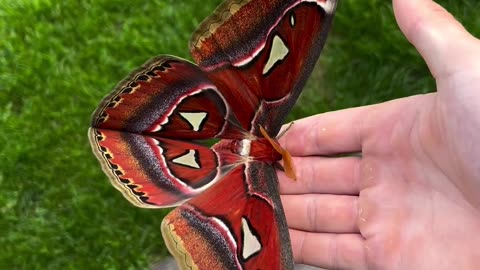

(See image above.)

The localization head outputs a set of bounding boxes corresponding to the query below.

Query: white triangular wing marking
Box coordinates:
[262,35,289,75]
[179,112,207,132]
[172,150,200,169]
[241,217,261,260]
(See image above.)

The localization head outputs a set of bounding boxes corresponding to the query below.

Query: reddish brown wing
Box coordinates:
[161,162,292,269]
[89,129,234,207]
[89,56,248,208]
[190,0,337,135]
[91,56,245,140]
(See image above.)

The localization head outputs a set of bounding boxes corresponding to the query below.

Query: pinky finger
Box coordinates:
[289,229,367,270]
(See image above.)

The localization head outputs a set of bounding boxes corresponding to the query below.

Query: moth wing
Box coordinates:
[89,56,247,208]
[190,0,338,135]
[161,162,293,270]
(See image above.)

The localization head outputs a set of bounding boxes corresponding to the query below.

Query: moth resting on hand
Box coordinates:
[88,0,337,269]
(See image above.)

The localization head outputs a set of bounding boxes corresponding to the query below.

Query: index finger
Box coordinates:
[279,105,372,156]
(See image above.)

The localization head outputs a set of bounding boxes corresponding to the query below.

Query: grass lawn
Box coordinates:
[1,0,478,268]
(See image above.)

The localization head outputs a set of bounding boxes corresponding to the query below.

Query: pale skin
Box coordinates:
[278,0,480,269]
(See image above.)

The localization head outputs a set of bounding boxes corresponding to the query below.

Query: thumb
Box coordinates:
[393,0,480,79]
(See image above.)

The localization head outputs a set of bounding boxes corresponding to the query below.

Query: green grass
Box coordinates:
[1,0,478,268]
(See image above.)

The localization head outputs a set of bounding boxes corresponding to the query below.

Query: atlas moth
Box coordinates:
[88,0,337,269]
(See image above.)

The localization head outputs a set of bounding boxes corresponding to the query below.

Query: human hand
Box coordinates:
[279,0,480,269]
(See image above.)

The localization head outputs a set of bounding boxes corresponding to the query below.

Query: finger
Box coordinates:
[393,0,480,79]
[279,105,373,156]
[290,230,367,270]
[279,156,361,195]
[282,194,359,233]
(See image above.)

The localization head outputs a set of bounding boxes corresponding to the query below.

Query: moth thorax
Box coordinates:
[230,137,283,163]
[237,139,252,156]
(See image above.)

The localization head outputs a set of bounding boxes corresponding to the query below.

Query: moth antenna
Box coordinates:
[259,125,296,180]
[276,122,294,139]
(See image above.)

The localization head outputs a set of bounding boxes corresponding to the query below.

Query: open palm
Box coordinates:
[279,0,480,269]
